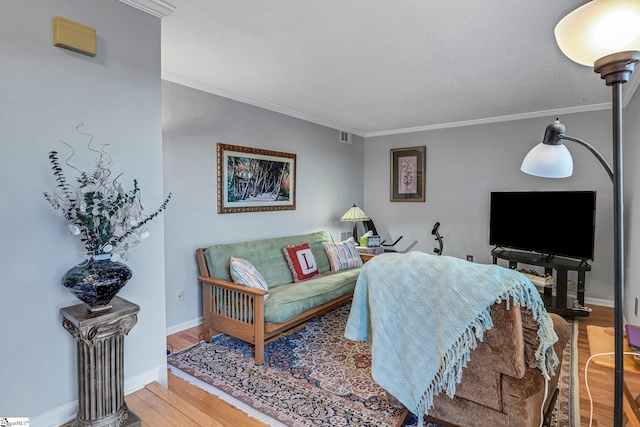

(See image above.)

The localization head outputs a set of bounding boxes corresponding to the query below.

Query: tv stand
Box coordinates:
[491,248,591,318]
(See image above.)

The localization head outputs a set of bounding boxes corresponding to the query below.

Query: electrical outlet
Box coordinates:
[466,255,474,262]
[177,289,184,303]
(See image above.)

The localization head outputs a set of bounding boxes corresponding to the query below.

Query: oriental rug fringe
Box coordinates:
[167,304,577,427]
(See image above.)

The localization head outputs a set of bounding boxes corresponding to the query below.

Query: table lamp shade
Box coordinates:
[340,205,369,222]
[555,0,640,66]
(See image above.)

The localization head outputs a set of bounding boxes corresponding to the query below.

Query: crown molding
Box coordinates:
[118,0,176,19]
[160,72,638,139]
[365,76,639,138]
[364,103,613,138]
[161,71,368,137]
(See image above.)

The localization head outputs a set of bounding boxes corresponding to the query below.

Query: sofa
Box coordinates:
[196,230,366,365]
[392,300,570,427]
[343,251,570,427]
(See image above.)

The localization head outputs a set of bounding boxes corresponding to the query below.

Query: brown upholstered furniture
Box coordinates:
[392,300,571,427]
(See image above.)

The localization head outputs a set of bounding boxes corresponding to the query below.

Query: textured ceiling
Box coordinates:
[161,0,640,137]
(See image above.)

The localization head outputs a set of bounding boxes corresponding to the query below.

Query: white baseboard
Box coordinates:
[29,400,77,427]
[30,364,166,427]
[126,363,167,393]
[585,296,614,308]
[166,316,204,336]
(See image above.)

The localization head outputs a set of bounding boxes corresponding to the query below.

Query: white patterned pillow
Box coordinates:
[322,237,364,272]
[230,257,270,301]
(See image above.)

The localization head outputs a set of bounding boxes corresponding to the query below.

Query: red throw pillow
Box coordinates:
[283,243,320,282]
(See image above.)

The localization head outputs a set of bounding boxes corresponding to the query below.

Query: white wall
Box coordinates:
[162,81,365,329]
[0,1,167,424]
[624,86,640,322]
[161,80,640,323]
[364,111,617,305]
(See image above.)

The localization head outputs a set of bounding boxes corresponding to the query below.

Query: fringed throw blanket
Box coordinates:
[344,251,559,419]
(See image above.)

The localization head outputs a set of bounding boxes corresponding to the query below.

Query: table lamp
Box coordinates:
[340,204,370,242]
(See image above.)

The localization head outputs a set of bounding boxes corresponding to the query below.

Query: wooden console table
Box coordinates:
[61,296,141,427]
[491,249,591,318]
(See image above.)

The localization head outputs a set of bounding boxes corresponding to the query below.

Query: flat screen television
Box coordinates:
[489,191,596,260]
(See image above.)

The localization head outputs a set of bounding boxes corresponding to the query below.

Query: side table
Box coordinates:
[61,296,141,427]
[356,246,384,255]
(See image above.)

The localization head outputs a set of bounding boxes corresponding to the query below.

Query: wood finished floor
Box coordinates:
[575,304,640,427]
[63,304,630,427]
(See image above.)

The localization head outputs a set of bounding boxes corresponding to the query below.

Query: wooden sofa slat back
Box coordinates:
[196,248,209,277]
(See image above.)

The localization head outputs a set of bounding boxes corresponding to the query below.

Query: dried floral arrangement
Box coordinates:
[44,125,171,262]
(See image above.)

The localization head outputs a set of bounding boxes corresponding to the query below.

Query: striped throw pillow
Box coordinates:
[322,237,364,272]
[230,257,270,301]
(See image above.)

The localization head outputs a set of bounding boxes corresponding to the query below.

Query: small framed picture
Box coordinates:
[390,146,426,202]
[218,143,296,214]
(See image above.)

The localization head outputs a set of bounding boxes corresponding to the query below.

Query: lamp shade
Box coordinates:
[521,142,573,178]
[555,0,640,66]
[340,204,369,222]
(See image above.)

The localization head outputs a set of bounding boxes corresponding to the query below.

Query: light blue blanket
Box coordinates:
[344,251,559,418]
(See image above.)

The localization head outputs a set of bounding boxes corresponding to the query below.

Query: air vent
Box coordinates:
[340,231,352,242]
[339,131,352,144]
[53,16,96,57]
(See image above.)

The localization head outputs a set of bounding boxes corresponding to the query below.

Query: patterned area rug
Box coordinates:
[167,304,578,427]
[553,318,580,427]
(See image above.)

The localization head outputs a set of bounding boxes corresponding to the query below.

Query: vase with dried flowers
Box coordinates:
[44,125,171,311]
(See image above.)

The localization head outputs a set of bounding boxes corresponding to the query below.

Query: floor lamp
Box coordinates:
[521,2,640,425]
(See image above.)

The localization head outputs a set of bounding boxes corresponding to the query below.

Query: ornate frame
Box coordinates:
[217,143,296,214]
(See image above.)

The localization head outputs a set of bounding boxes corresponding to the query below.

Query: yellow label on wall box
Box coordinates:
[53,16,96,57]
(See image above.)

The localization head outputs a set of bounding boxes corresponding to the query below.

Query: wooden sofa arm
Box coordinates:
[198,275,269,296]
[359,253,376,263]
[199,273,268,364]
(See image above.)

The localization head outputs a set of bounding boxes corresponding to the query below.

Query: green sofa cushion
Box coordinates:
[264,268,360,323]
[204,231,333,289]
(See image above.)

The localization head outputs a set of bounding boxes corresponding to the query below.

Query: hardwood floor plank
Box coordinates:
[136,392,202,427]
[167,371,269,427]
[167,324,209,352]
[577,304,619,427]
[126,394,178,427]
[145,381,225,427]
[578,305,611,427]
[134,387,157,401]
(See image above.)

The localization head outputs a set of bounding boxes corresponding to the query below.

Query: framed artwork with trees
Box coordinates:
[217,143,296,214]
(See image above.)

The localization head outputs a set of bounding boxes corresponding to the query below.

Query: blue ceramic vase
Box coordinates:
[61,255,133,311]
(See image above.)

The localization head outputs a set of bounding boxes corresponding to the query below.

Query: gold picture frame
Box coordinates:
[217,143,296,214]
[390,146,426,202]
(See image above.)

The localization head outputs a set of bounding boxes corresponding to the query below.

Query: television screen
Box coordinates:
[489,191,596,260]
